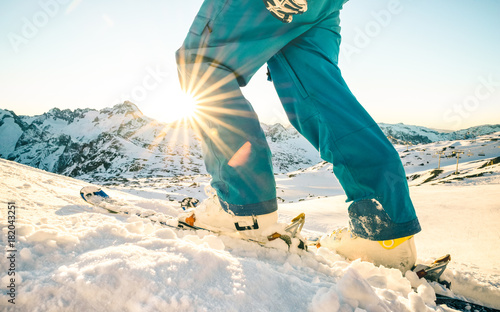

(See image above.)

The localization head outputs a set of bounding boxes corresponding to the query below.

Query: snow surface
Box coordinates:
[1,147,500,311]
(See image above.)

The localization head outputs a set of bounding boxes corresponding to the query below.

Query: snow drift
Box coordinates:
[1,153,500,311]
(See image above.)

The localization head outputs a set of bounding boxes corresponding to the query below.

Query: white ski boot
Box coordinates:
[319,227,417,272]
[179,187,279,240]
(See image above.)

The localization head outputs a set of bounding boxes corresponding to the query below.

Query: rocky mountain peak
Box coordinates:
[44,107,78,124]
[102,101,144,118]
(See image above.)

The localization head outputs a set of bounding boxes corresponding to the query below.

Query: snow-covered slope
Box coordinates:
[393,132,500,184]
[379,123,500,145]
[1,156,499,311]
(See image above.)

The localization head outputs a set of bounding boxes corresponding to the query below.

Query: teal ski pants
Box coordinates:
[176,0,421,240]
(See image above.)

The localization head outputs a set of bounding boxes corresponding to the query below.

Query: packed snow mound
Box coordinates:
[1,159,500,311]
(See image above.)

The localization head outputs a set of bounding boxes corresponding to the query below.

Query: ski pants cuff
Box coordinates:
[348,199,422,241]
[219,198,278,217]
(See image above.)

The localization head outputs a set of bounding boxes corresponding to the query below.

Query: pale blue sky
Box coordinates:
[1,0,499,130]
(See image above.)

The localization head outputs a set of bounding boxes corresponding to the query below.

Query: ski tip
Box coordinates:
[80,186,110,204]
[180,197,200,211]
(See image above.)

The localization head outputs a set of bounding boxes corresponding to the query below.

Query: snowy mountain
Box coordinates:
[0,102,204,182]
[1,103,499,184]
[0,103,321,182]
[379,123,500,145]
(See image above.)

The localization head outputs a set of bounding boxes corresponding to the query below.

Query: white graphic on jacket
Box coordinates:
[263,0,308,23]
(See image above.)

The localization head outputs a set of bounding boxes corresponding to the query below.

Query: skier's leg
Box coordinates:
[176,0,345,217]
[267,12,421,240]
[186,70,278,217]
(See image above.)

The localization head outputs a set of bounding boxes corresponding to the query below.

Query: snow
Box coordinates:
[396,133,500,176]
[1,150,500,311]
[379,123,448,143]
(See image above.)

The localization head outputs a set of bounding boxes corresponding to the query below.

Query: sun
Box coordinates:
[170,89,198,122]
[155,88,198,124]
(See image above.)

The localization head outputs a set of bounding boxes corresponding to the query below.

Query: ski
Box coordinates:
[400,253,497,311]
[435,295,500,312]
[79,186,307,250]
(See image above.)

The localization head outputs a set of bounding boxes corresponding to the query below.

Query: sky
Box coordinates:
[0,0,499,130]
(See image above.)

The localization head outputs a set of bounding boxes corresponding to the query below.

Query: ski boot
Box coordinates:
[318,227,417,272]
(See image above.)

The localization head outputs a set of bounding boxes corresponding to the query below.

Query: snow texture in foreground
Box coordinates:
[1,158,500,311]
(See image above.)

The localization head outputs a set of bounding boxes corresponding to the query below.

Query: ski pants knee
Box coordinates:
[176,0,421,240]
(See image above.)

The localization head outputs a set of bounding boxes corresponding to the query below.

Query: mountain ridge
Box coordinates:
[1,102,499,182]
